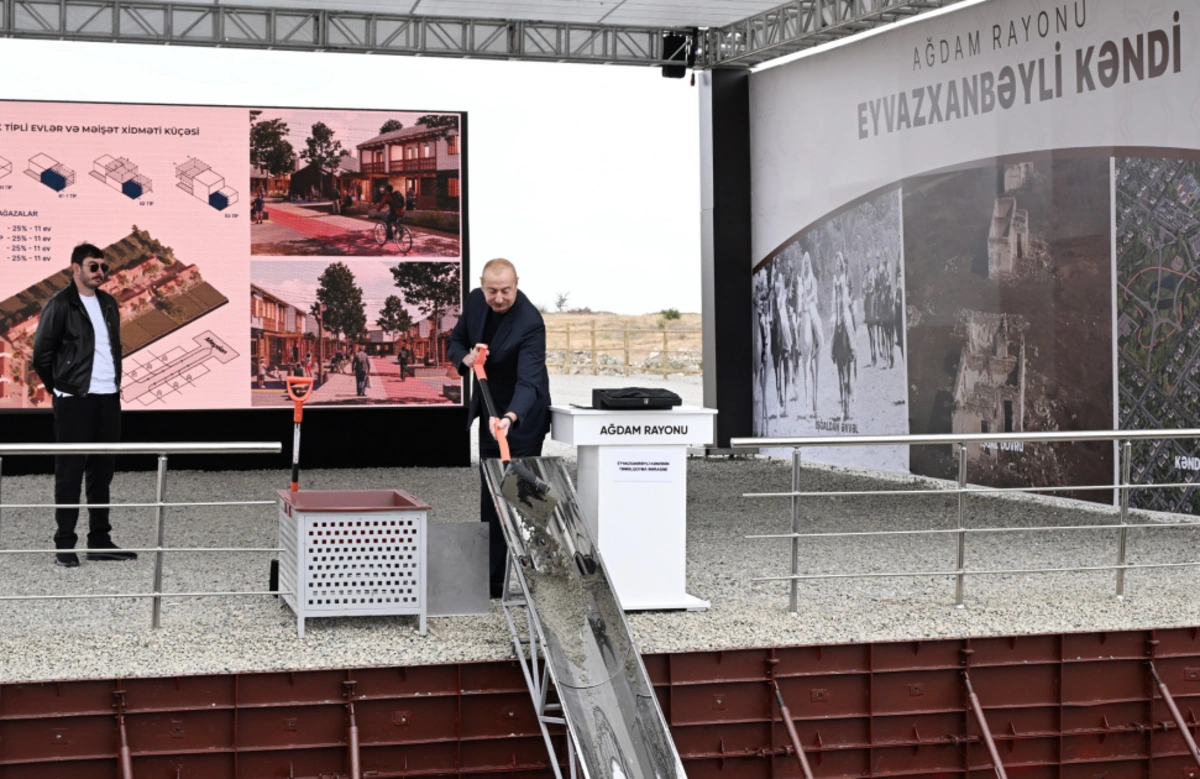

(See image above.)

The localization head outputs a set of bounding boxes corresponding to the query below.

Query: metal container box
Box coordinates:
[276,489,428,637]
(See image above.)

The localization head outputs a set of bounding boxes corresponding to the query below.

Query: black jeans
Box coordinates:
[53,393,122,549]
[478,423,544,596]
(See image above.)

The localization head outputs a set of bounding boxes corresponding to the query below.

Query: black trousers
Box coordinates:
[478,423,544,596]
[53,393,122,549]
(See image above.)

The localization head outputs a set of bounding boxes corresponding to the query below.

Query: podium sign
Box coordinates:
[550,405,716,610]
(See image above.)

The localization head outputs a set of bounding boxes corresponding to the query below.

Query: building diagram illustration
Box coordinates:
[176,157,238,211]
[90,155,153,199]
[0,156,11,179]
[122,330,238,406]
[25,153,75,192]
[1,227,229,409]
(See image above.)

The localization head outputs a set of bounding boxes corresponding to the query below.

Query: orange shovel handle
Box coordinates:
[286,376,314,422]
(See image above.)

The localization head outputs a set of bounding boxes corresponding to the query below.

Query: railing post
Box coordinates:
[150,454,169,629]
[590,320,597,376]
[1116,440,1132,598]
[661,328,669,379]
[955,442,967,608]
[623,327,631,377]
[0,455,4,543]
[564,323,572,375]
[789,447,801,615]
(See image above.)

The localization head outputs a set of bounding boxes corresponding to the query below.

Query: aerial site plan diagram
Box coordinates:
[1117,156,1200,514]
[175,157,238,210]
[122,330,238,406]
[25,153,75,192]
[0,227,229,409]
[90,155,153,199]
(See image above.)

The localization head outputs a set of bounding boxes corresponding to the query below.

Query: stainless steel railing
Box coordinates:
[0,442,283,628]
[729,429,1200,613]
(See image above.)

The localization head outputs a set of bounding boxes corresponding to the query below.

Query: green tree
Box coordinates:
[379,119,404,135]
[390,263,460,363]
[250,117,296,177]
[301,121,348,174]
[377,295,414,336]
[416,114,459,141]
[313,262,367,341]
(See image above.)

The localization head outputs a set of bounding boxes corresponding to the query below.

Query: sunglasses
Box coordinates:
[85,261,109,275]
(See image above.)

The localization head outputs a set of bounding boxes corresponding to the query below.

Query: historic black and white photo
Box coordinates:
[904,157,1113,498]
[752,189,908,471]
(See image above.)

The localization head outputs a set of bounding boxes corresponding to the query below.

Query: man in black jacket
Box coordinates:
[448,258,551,597]
[33,243,136,567]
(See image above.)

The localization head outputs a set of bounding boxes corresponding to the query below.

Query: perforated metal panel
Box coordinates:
[277,493,427,638]
[304,515,423,611]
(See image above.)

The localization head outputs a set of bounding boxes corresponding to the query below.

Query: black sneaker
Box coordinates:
[86,541,137,561]
[55,552,80,568]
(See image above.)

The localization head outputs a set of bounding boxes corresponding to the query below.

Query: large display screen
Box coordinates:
[0,100,464,411]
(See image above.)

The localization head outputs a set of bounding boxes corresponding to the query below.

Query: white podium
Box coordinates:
[550,404,716,611]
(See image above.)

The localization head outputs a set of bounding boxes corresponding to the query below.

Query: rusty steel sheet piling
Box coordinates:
[5,628,1200,777]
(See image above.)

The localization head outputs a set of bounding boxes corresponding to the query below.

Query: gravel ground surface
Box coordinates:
[4,373,1199,683]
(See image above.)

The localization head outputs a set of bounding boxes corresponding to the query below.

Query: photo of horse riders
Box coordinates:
[864,255,904,370]
[752,189,910,473]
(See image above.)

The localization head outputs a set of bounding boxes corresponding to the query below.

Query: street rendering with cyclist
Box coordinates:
[249,197,460,257]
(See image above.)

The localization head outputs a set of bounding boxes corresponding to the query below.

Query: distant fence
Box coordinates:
[545,323,702,378]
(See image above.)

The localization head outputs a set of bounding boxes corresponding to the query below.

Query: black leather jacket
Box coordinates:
[32,282,123,396]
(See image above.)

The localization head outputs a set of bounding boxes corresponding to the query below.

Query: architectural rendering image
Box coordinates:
[176,157,238,210]
[25,153,75,192]
[0,227,228,408]
[249,108,461,257]
[90,154,153,199]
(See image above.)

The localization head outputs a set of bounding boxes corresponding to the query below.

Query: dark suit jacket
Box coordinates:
[448,289,551,452]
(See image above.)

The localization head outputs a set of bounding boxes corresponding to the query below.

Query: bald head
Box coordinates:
[481,258,518,314]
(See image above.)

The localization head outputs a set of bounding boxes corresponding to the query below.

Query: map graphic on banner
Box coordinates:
[0,101,465,411]
[1117,156,1200,515]
[748,0,1198,510]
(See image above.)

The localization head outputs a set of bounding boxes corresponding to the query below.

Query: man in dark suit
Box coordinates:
[448,258,551,597]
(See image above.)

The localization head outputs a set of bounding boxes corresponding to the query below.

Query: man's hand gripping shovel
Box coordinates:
[286,376,314,492]
[470,345,560,522]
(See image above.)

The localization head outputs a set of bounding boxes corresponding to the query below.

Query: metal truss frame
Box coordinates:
[700,0,972,68]
[0,0,691,66]
[499,560,579,779]
[0,0,977,69]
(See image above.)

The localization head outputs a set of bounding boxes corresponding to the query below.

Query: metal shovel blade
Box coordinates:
[499,460,561,523]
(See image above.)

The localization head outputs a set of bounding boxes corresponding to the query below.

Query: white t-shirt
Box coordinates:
[54,292,118,396]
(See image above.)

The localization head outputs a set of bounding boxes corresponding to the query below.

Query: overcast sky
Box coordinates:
[0,39,701,315]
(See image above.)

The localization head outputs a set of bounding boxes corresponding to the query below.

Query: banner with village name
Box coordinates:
[0,100,464,412]
[749,0,1199,511]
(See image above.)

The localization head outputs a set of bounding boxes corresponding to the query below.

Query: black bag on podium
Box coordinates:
[592,387,682,410]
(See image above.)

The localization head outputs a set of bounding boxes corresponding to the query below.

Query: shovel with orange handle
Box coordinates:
[286,376,314,492]
[470,344,560,521]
